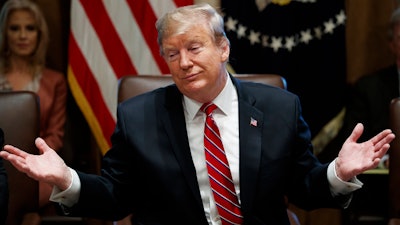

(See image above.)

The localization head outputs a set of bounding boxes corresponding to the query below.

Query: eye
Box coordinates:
[8,25,19,31]
[166,51,179,61]
[26,25,37,31]
[168,52,177,58]
[189,44,202,53]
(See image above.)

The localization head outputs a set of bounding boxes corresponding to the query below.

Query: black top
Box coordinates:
[0,128,8,225]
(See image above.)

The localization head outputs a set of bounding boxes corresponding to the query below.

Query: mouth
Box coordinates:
[183,73,199,81]
[17,44,30,48]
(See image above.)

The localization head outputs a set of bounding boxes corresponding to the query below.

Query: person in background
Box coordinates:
[0,128,8,225]
[318,6,400,166]
[0,0,67,209]
[0,3,395,225]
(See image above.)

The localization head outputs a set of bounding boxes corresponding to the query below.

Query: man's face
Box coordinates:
[6,10,38,58]
[161,24,229,103]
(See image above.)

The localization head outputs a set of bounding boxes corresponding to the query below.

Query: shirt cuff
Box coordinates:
[327,158,363,196]
[49,168,81,207]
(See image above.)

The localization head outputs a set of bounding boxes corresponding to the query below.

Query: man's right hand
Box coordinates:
[0,137,71,190]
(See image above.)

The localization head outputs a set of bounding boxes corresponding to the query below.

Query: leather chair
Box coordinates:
[388,97,400,225]
[0,91,110,225]
[116,74,300,225]
[0,91,41,225]
[118,74,286,102]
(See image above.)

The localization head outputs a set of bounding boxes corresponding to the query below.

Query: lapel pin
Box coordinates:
[250,117,258,127]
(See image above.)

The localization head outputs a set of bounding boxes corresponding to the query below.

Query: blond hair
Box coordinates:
[0,0,49,75]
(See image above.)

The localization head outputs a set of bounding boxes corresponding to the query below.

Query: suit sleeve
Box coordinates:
[0,159,8,224]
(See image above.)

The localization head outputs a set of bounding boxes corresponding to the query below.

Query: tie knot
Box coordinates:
[201,102,217,116]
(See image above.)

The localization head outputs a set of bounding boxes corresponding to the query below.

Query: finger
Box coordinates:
[2,144,29,158]
[374,143,392,158]
[35,137,52,154]
[370,158,381,169]
[371,131,395,150]
[0,150,10,159]
[347,123,364,142]
[370,129,394,145]
[2,151,29,172]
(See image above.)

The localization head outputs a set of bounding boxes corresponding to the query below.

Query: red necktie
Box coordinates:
[201,102,243,225]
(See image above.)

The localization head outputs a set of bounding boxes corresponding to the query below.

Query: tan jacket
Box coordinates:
[37,68,67,151]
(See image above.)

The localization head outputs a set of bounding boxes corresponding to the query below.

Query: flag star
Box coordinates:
[255,0,270,11]
[270,36,282,52]
[248,30,261,45]
[284,36,295,52]
[262,35,269,47]
[300,29,312,44]
[336,10,346,25]
[223,7,346,52]
[314,27,322,39]
[237,24,247,39]
[225,17,238,32]
[324,19,335,34]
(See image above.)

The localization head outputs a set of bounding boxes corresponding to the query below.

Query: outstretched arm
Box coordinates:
[0,137,71,190]
[336,123,395,181]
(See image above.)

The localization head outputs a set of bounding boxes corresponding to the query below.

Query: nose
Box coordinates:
[18,28,28,39]
[179,51,193,70]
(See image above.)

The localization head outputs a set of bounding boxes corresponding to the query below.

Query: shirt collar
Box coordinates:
[184,72,235,120]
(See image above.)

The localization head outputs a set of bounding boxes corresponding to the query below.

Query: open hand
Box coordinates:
[335,123,395,181]
[0,137,71,190]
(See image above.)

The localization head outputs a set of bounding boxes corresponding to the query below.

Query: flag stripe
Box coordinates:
[68,35,115,150]
[173,0,193,7]
[104,0,161,74]
[148,0,178,18]
[80,0,137,78]
[68,0,194,154]
[70,0,118,119]
[126,0,170,73]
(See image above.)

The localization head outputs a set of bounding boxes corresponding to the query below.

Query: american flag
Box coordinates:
[68,0,193,155]
[250,117,258,127]
[221,0,347,152]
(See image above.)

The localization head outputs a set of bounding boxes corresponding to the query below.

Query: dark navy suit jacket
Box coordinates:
[66,76,346,225]
[0,128,8,225]
[345,64,399,142]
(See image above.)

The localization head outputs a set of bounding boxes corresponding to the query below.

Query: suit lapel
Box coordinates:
[233,77,263,213]
[160,85,204,210]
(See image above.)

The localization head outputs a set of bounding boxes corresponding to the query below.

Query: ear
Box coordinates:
[220,39,230,62]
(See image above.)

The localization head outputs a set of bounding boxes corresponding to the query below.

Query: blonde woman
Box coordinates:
[0,0,67,209]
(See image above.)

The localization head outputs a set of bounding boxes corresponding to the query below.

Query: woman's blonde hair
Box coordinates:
[0,0,49,75]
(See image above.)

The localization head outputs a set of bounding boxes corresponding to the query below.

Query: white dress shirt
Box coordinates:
[50,72,362,224]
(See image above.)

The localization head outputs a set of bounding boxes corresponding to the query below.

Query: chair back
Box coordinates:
[389,97,400,218]
[0,91,40,225]
[118,74,286,103]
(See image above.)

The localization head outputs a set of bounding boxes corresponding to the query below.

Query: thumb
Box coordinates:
[35,137,52,154]
[347,123,364,143]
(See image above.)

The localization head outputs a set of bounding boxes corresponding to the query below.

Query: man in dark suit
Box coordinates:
[0,128,8,225]
[0,3,395,225]
[345,65,399,143]
[319,7,400,164]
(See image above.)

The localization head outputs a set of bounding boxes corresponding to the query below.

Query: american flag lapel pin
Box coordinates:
[250,117,258,127]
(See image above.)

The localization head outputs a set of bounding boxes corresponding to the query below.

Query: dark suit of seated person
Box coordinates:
[0,128,8,225]
[0,3,395,225]
[319,7,400,165]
